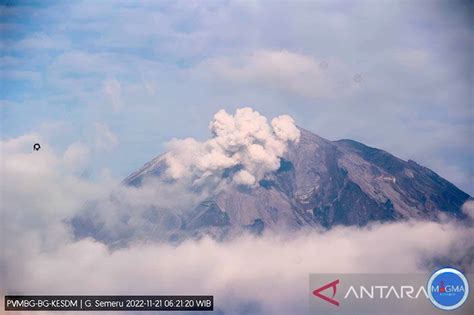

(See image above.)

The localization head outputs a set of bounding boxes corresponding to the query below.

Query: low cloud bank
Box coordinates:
[3,221,473,315]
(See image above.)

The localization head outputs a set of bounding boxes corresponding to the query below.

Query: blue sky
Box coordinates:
[1,0,472,194]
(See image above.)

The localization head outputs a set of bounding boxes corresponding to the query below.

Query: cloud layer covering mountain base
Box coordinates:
[2,221,473,314]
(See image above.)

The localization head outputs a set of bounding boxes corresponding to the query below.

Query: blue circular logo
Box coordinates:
[427,267,469,311]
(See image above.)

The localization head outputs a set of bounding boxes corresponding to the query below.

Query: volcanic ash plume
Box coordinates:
[164,107,300,186]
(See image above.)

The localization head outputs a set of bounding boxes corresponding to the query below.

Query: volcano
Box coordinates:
[72,115,471,246]
[102,127,470,242]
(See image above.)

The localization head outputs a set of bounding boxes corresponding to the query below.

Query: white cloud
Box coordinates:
[62,142,90,171]
[197,50,340,99]
[103,77,123,111]
[0,70,40,82]
[15,33,71,51]
[394,49,430,69]
[94,123,118,152]
[462,200,474,219]
[0,134,113,263]
[51,51,123,75]
[2,222,473,315]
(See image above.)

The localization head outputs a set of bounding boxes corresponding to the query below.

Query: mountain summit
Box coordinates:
[118,127,469,240]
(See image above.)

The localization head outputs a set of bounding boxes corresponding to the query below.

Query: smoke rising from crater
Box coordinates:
[164,107,300,186]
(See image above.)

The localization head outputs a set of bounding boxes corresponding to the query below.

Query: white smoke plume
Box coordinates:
[164,107,300,186]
